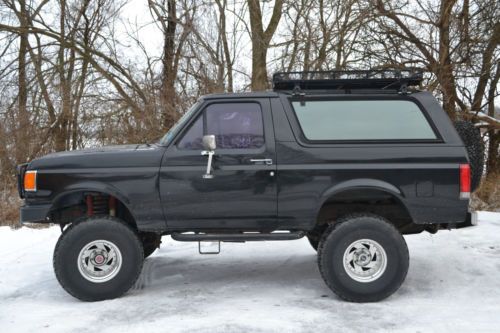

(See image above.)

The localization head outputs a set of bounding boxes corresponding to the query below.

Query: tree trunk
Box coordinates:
[161,0,178,130]
[16,0,29,163]
[215,0,233,92]
[487,130,500,175]
[55,0,71,152]
[486,64,500,175]
[247,0,283,91]
[437,0,459,119]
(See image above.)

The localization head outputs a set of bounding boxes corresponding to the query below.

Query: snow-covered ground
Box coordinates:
[1,212,499,333]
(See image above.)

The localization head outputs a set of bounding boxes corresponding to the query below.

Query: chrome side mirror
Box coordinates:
[201,135,216,179]
[202,135,216,151]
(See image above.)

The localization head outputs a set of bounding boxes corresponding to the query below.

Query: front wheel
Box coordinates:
[53,217,144,301]
[318,214,409,302]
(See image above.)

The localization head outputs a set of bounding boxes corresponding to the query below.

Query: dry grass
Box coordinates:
[0,186,22,228]
[471,173,500,212]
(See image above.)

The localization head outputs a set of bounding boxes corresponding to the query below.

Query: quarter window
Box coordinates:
[291,100,437,141]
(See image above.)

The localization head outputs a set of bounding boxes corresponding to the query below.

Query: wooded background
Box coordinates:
[0,0,499,222]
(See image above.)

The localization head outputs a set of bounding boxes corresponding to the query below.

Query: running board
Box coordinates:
[171,231,305,242]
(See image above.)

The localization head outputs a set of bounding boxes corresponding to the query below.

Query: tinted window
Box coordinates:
[292,100,437,141]
[177,103,265,150]
[177,114,203,149]
[206,103,264,149]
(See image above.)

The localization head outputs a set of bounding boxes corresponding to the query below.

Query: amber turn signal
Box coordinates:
[24,170,37,192]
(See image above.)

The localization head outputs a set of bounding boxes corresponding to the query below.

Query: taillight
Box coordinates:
[459,164,470,199]
[24,170,37,192]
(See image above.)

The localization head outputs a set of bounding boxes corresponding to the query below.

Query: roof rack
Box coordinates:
[272,69,423,92]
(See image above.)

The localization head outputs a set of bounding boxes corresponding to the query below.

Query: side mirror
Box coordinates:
[201,135,216,179]
[202,135,216,151]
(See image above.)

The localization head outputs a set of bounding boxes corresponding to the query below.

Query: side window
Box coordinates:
[177,114,203,150]
[291,100,437,141]
[206,103,264,149]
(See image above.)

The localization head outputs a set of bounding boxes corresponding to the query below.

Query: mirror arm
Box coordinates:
[201,150,215,179]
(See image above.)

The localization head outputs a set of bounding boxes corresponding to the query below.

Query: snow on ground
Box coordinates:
[1,212,500,333]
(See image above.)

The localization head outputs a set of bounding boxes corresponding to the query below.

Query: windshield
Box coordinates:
[159,100,202,145]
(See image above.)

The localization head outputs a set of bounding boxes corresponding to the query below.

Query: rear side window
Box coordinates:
[291,100,437,141]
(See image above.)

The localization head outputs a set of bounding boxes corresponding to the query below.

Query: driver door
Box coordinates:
[159,98,278,230]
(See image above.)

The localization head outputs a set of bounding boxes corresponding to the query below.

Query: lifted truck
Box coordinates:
[17,70,478,302]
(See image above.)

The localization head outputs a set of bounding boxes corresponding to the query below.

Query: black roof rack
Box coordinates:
[272,69,423,91]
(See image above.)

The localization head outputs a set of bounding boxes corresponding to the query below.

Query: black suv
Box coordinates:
[17,70,478,302]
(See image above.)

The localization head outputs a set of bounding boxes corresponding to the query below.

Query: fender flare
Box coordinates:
[49,181,136,221]
[314,178,412,220]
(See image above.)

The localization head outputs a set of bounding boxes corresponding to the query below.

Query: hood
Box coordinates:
[29,144,165,170]
[40,144,149,158]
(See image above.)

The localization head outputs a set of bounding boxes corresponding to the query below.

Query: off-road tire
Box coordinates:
[454,120,484,191]
[53,217,144,301]
[140,233,162,259]
[318,214,409,302]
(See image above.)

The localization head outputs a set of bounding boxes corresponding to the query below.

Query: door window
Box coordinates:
[177,102,265,150]
[206,103,264,149]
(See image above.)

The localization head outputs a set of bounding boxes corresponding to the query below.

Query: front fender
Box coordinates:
[52,181,132,207]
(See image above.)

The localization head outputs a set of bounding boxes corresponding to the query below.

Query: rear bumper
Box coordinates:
[455,212,478,229]
[20,204,51,224]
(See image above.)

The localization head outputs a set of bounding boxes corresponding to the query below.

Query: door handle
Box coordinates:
[250,158,273,165]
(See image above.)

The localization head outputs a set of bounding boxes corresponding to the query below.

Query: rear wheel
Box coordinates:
[318,214,409,302]
[53,217,144,301]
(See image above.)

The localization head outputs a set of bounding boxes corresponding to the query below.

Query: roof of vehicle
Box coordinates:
[202,91,280,100]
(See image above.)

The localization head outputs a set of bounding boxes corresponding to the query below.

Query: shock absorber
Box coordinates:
[109,196,116,217]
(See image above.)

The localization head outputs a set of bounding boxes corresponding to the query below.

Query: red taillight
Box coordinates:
[460,164,471,199]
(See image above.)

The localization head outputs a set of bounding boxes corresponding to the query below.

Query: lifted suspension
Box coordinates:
[86,194,116,217]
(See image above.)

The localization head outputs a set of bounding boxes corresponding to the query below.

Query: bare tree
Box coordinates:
[372,0,499,123]
[148,0,194,129]
[277,0,368,72]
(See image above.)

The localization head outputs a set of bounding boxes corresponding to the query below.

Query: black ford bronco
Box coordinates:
[17,70,480,302]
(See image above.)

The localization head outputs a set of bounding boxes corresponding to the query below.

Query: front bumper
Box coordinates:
[20,204,51,224]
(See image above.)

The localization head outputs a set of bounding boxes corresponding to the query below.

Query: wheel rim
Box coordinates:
[77,240,122,283]
[343,239,387,283]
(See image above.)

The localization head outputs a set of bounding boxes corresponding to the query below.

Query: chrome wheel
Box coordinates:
[77,240,122,283]
[343,239,387,283]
